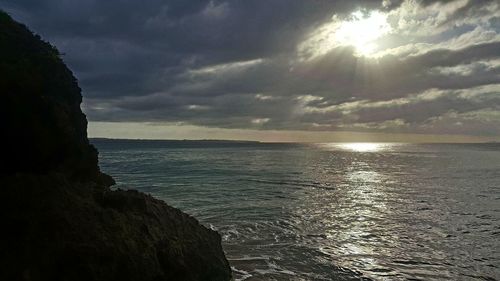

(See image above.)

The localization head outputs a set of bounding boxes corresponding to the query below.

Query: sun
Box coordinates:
[335,11,391,56]
[298,10,392,60]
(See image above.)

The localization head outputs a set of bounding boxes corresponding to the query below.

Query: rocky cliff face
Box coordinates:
[0,11,231,281]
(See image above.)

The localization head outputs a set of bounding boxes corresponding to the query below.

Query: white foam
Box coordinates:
[228,255,270,261]
[254,260,297,276]
[231,266,253,281]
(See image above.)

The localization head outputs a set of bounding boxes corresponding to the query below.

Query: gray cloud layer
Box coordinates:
[2,0,499,136]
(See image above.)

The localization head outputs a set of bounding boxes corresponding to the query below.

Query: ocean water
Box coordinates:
[92,140,500,281]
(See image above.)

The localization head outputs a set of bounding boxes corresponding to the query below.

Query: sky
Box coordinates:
[2,0,500,142]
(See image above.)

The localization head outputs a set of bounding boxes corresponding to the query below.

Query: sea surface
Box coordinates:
[92,140,500,281]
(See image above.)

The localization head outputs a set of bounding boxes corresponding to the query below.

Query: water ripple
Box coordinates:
[94,140,500,281]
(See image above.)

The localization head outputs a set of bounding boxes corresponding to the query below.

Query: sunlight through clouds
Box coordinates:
[298,10,391,59]
[335,11,391,56]
[6,0,499,141]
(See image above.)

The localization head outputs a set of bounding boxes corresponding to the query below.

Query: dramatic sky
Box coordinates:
[2,0,500,142]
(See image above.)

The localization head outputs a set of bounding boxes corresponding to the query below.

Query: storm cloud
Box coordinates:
[2,0,499,137]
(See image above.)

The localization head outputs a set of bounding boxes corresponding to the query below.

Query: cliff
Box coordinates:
[0,11,231,281]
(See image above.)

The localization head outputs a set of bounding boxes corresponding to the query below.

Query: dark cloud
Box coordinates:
[1,0,499,136]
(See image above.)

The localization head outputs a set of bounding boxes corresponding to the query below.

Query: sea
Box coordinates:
[92,139,500,281]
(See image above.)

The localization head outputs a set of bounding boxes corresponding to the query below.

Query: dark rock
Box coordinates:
[0,174,231,281]
[0,11,231,281]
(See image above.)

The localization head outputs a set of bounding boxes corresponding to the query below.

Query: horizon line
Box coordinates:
[89,137,499,144]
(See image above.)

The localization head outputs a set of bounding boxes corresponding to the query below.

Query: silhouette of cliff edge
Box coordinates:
[0,11,232,281]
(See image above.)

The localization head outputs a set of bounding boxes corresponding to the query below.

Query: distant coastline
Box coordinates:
[91,137,262,144]
[90,137,500,145]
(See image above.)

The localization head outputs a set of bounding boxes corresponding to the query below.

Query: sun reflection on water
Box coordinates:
[340,142,384,152]
[318,142,395,152]
[294,145,394,278]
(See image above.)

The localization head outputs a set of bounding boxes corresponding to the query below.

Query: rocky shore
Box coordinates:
[0,11,231,281]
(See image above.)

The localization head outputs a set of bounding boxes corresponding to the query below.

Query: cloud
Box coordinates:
[2,0,499,137]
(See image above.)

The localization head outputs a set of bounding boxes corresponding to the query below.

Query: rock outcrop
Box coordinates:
[0,11,231,281]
